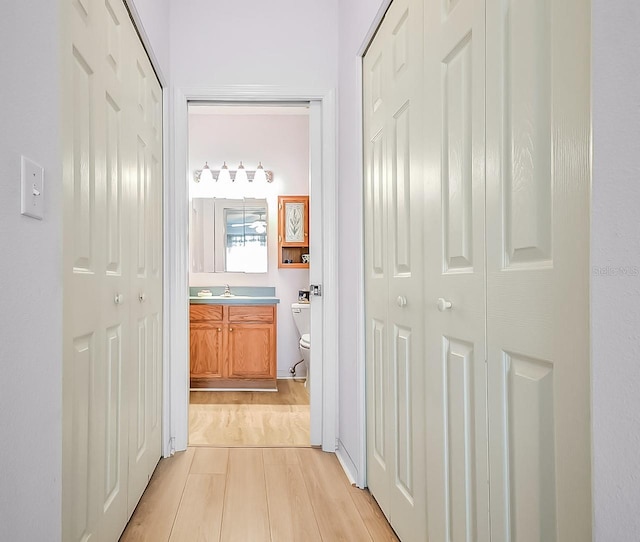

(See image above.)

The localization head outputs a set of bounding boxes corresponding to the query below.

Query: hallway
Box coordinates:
[120,447,398,541]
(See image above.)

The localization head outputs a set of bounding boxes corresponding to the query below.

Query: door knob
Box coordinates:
[138,293,146,302]
[437,298,452,312]
[114,293,124,305]
[397,296,408,308]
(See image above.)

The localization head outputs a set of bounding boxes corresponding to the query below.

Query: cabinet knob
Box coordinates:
[437,298,453,312]
[396,296,407,308]
[217,327,222,332]
[138,293,146,303]
[114,293,124,305]
[229,327,233,332]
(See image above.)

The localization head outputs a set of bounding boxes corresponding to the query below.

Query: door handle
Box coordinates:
[396,296,407,308]
[437,298,452,312]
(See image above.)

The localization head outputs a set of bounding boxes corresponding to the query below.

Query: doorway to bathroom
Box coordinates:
[186,103,314,447]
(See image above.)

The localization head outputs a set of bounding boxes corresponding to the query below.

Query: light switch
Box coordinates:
[21,156,44,220]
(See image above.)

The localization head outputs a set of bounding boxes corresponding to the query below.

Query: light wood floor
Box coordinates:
[189,380,310,447]
[120,447,399,542]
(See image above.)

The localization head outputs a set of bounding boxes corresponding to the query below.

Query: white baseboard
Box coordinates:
[336,440,362,488]
[276,371,308,379]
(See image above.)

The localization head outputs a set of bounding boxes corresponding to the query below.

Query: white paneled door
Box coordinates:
[364,0,427,540]
[485,0,591,539]
[423,0,489,539]
[364,0,591,539]
[61,0,163,540]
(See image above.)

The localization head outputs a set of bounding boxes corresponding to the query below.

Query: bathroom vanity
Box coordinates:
[189,287,279,390]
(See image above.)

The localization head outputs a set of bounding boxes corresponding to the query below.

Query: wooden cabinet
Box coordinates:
[190,304,277,389]
[278,195,309,268]
[190,305,224,381]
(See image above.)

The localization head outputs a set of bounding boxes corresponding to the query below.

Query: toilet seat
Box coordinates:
[300,333,311,349]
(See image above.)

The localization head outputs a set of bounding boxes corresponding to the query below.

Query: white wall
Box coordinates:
[336,0,388,484]
[188,111,310,376]
[169,0,339,89]
[0,4,62,540]
[592,1,640,538]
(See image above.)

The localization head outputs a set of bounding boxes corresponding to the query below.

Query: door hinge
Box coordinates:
[310,284,322,297]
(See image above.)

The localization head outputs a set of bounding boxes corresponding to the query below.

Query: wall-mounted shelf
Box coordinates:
[278,195,309,268]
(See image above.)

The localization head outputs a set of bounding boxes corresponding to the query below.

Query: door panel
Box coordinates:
[63,0,162,539]
[443,36,473,272]
[364,0,426,539]
[128,35,163,515]
[486,0,591,538]
[423,0,488,540]
[443,336,477,542]
[190,323,224,379]
[227,324,276,379]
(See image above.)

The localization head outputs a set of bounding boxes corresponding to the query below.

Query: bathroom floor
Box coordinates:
[189,379,310,447]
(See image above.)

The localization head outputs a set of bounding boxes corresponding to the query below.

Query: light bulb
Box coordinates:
[235,161,248,183]
[254,162,267,183]
[199,162,213,183]
[217,161,231,183]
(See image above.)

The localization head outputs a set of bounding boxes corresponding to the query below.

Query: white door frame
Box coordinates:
[165,86,338,454]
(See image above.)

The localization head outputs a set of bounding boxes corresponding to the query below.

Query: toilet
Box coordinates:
[291,302,311,386]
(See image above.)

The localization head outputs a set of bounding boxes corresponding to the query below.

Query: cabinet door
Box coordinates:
[190,322,224,380]
[279,196,309,246]
[227,323,276,379]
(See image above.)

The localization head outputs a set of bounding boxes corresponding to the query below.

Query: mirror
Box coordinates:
[190,198,268,273]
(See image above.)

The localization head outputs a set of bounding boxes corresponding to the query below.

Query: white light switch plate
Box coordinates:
[21,156,44,220]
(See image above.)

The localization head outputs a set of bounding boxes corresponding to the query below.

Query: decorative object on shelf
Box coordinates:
[193,161,274,183]
[278,195,309,268]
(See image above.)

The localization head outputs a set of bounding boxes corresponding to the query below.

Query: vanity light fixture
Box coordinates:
[235,161,248,183]
[217,161,231,183]
[199,162,214,183]
[254,162,267,183]
[193,161,274,183]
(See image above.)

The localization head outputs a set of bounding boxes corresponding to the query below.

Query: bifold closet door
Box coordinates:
[126,16,163,516]
[485,0,591,539]
[62,0,163,540]
[363,0,427,540]
[422,0,489,539]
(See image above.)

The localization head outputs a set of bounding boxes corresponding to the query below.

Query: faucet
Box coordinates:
[223,284,232,296]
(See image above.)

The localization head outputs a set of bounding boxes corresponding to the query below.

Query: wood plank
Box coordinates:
[120,448,195,542]
[296,448,373,541]
[220,448,270,541]
[262,448,301,465]
[168,474,226,542]
[265,463,322,541]
[348,486,400,541]
[190,448,229,474]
